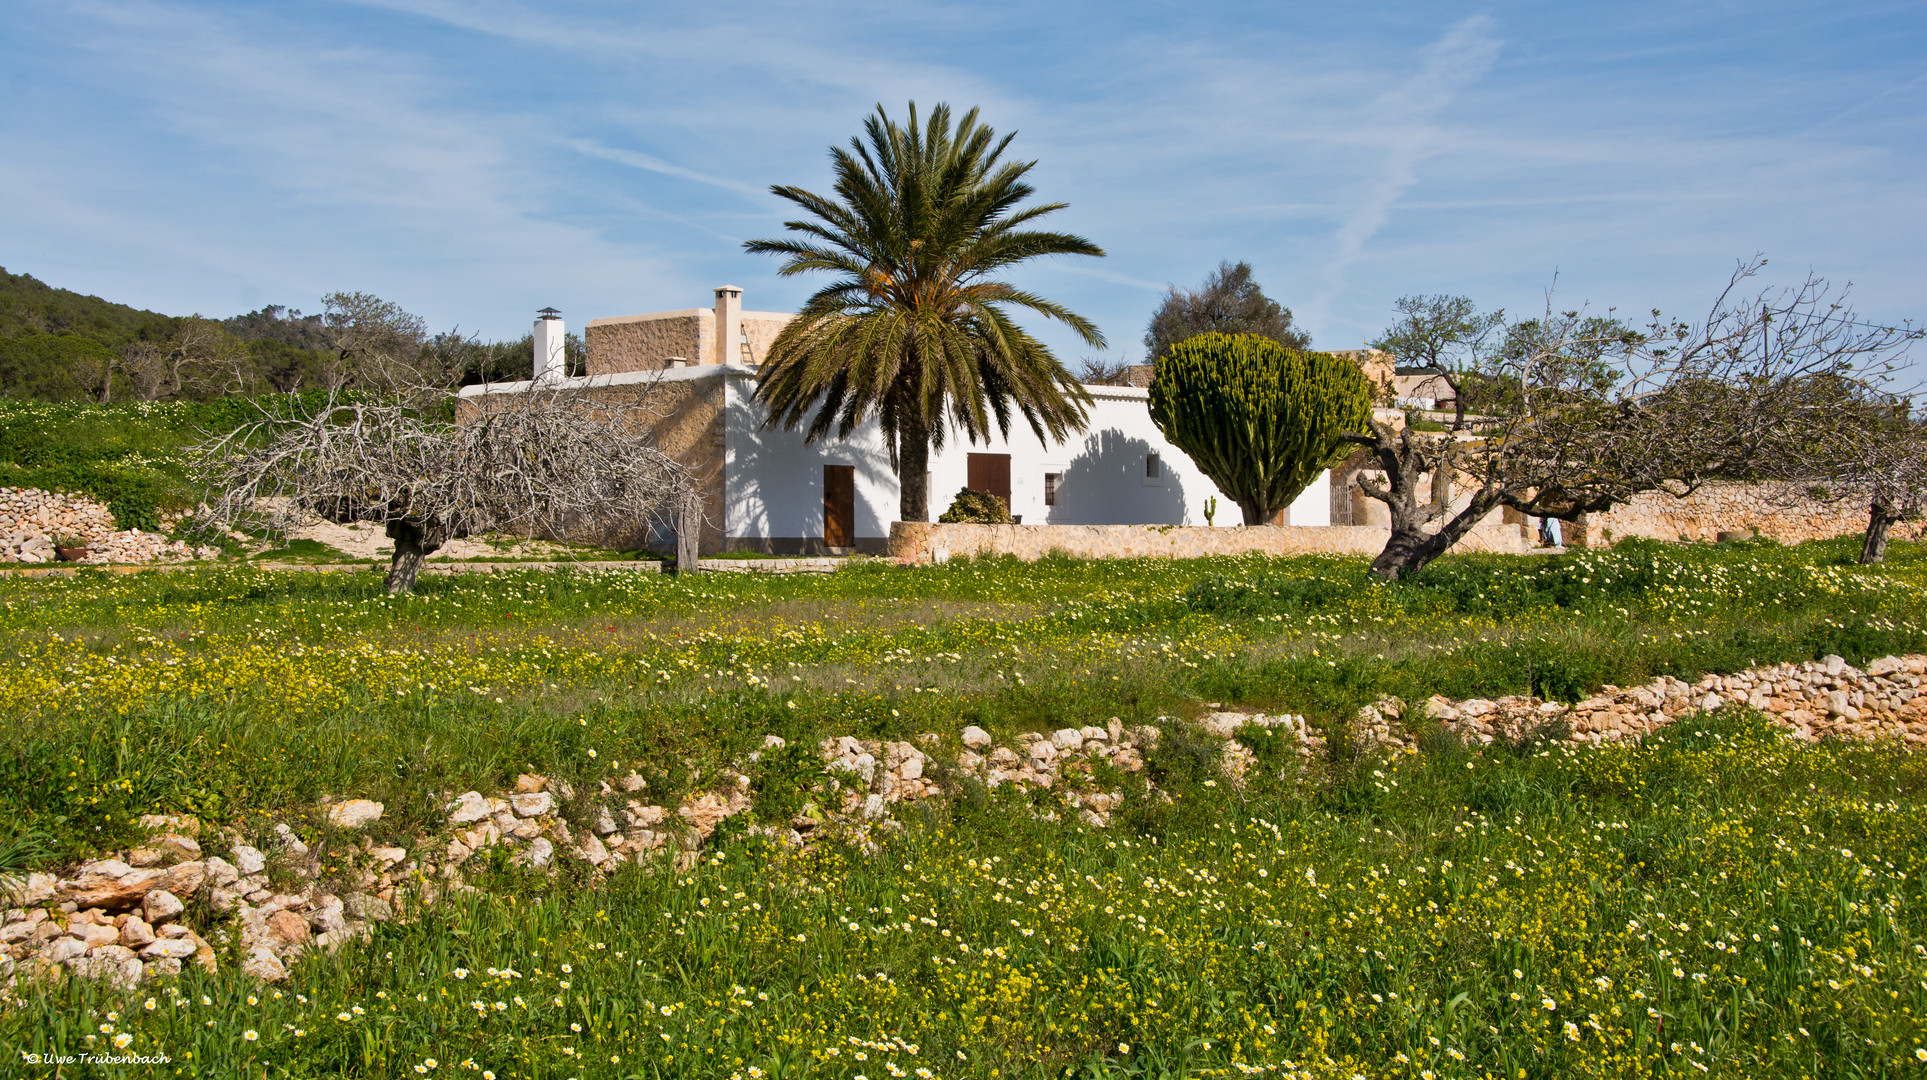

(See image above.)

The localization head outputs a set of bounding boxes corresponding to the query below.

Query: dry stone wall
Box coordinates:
[10,653,1926,989]
[0,726,1157,988]
[0,488,216,565]
[1366,654,1927,749]
[1577,483,1919,548]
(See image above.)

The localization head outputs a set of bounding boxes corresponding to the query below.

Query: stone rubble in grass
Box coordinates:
[324,800,384,830]
[1415,653,1927,748]
[0,488,218,565]
[1189,655,1927,776]
[0,720,1157,986]
[8,652,1922,988]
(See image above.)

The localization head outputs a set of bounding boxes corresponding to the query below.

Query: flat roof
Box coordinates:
[458,364,1150,400]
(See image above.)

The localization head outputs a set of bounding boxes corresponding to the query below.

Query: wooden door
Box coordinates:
[966,453,1011,510]
[823,465,855,548]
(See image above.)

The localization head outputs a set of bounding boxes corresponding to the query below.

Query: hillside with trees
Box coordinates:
[0,269,566,525]
[0,268,552,403]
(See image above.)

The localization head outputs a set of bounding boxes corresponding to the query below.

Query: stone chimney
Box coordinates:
[712,286,742,366]
[534,307,566,381]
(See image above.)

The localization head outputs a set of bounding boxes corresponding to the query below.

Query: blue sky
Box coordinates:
[4,0,1923,369]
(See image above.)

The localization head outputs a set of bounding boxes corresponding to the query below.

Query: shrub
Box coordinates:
[937,487,1010,524]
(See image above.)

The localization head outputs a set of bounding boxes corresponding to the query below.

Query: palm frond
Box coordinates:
[744,102,1106,515]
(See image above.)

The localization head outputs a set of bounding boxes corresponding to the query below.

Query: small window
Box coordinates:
[1043,473,1061,506]
[1146,453,1161,479]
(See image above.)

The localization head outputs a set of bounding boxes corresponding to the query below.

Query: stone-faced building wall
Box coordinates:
[583,310,712,375]
[584,289,793,375]
[1324,349,1396,403]
[739,314,790,367]
[457,373,728,552]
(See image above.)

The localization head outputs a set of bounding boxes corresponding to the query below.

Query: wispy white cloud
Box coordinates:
[1793,70,1927,137]
[7,0,691,327]
[1303,16,1503,327]
[1036,262,1168,293]
[3,0,1921,364]
[562,139,767,199]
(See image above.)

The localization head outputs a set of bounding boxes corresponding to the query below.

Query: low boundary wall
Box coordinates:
[1577,484,1921,548]
[889,521,1528,563]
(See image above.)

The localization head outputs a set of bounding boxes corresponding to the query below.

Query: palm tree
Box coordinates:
[745,102,1107,522]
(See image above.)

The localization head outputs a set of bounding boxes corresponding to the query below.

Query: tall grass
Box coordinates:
[1,539,1925,1076]
[5,712,1924,1077]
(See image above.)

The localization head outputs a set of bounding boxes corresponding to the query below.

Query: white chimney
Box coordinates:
[534,307,566,381]
[712,286,742,366]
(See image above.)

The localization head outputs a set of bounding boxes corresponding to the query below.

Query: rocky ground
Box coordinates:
[5,653,1921,993]
[278,515,583,562]
[0,486,594,567]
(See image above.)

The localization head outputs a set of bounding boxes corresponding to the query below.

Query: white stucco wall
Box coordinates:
[923,385,1244,527]
[459,366,1335,546]
[721,370,897,544]
[721,375,1331,538]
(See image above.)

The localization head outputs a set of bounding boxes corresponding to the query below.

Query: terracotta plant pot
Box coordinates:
[55,546,91,562]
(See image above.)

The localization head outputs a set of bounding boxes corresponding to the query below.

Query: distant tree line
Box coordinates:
[0,268,569,402]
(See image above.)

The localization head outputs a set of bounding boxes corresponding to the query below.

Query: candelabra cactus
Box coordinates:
[1149,333,1372,526]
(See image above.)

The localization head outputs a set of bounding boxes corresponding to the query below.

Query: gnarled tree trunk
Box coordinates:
[1860,498,1901,565]
[1344,419,1506,580]
[1369,491,1505,580]
[384,518,448,593]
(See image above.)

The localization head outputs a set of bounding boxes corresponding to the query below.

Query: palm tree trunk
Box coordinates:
[898,416,931,523]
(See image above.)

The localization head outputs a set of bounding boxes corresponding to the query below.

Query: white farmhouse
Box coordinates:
[459,289,1338,555]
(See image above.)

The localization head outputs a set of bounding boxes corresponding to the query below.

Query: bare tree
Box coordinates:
[191,377,695,592]
[1831,415,1926,564]
[1144,261,1310,362]
[1346,257,1918,579]
[1768,388,1926,564]
[118,317,251,401]
[1076,357,1133,386]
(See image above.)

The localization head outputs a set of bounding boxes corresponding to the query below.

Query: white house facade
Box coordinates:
[716,365,1332,553]
[458,289,1334,554]
[461,360,1331,555]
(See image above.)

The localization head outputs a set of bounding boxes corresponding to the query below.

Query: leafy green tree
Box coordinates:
[1148,333,1371,525]
[1368,294,1506,430]
[745,102,1106,522]
[319,291,428,393]
[1144,261,1309,363]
